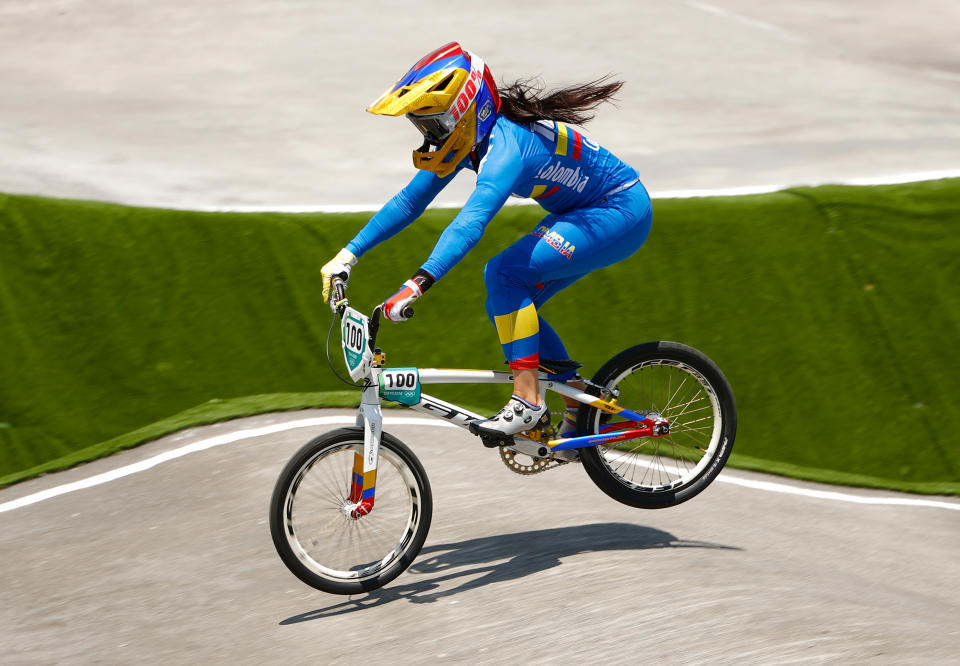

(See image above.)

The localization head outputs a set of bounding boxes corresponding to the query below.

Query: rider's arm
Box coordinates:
[346,168,458,258]
[419,129,523,281]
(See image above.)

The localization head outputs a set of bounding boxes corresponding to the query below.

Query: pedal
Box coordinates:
[480,431,515,449]
[468,409,551,449]
[468,419,512,447]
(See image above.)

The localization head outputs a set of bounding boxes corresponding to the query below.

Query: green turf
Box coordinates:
[0,391,358,488]
[1,181,957,494]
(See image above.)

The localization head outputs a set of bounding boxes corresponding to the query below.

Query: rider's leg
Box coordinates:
[525,196,651,364]
[479,291,577,411]
[484,248,544,405]
[533,313,584,400]
[512,367,540,405]
[474,188,651,436]
[519,294,585,430]
[539,302,585,430]
[533,311,586,413]
[469,253,550,436]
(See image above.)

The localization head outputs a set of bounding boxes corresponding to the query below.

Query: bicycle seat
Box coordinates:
[537,358,582,376]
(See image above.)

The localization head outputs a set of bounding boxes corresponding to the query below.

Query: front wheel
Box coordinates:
[269,427,432,594]
[578,342,737,509]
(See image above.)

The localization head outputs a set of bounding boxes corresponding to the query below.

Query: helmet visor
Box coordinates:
[407,112,456,146]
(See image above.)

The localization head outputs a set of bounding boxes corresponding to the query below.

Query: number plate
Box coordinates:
[378,368,421,406]
[341,308,372,382]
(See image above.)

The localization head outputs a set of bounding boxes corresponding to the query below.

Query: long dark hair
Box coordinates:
[497,76,624,126]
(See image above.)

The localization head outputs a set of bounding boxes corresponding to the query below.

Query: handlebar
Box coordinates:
[330,273,415,327]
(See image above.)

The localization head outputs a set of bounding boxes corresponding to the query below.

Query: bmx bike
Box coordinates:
[269,278,736,594]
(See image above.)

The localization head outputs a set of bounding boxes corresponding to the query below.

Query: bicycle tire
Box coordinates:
[578,341,736,509]
[269,427,432,594]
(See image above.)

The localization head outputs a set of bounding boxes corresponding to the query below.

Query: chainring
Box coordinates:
[498,446,563,475]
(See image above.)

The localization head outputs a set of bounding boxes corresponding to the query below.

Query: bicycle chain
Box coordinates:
[498,445,566,475]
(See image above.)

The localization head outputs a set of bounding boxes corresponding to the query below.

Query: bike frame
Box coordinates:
[338,302,668,518]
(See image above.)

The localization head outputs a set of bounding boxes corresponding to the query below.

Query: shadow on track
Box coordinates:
[280,522,739,623]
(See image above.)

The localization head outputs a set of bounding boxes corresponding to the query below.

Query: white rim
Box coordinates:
[283,442,422,581]
[594,359,723,491]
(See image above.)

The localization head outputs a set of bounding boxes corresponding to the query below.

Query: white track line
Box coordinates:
[683,1,805,43]
[715,474,958,510]
[0,416,450,514]
[1,417,956,514]
[165,169,960,213]
[605,451,959,511]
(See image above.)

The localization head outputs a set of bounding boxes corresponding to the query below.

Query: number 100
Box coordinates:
[386,372,415,388]
[346,324,364,349]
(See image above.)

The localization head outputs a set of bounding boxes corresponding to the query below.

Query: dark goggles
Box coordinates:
[407,112,456,146]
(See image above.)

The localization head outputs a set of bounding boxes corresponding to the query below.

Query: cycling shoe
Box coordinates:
[469,395,549,438]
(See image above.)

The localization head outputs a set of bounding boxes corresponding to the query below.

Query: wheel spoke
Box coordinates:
[592,352,726,494]
[272,435,430,591]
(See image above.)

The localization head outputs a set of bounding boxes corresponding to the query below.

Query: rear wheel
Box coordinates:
[269,427,432,594]
[578,342,736,509]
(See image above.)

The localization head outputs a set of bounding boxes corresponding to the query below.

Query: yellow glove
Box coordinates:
[320,248,358,307]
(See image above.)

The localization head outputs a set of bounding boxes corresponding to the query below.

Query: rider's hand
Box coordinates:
[320,248,357,310]
[383,270,436,322]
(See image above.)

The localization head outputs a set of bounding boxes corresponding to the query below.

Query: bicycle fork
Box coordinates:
[347,375,383,519]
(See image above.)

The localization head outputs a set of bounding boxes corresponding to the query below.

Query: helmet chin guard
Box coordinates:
[410,106,477,177]
[367,43,500,177]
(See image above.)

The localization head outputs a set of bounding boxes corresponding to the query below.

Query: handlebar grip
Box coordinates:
[330,274,348,316]
[330,273,347,302]
[401,306,415,320]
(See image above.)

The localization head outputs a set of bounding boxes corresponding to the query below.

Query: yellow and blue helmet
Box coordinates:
[367,42,501,177]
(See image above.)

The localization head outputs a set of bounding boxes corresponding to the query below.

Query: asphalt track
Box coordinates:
[1,411,959,664]
[2,1,959,208]
[3,1,960,663]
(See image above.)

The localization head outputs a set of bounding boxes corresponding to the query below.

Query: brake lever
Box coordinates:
[368,305,382,351]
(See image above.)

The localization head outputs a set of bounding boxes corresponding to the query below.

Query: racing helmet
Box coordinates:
[367,42,501,177]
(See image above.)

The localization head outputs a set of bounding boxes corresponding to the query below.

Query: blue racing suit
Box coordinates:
[347,115,652,372]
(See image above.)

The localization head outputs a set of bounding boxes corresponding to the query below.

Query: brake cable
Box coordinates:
[325,311,366,389]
